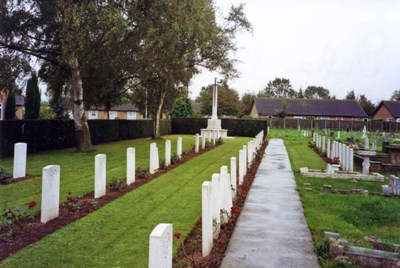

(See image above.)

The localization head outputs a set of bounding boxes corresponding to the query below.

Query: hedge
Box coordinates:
[0,119,171,157]
[171,118,268,137]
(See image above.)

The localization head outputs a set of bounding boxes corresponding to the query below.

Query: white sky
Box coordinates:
[189,0,400,104]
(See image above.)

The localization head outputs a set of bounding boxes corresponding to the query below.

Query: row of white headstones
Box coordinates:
[313,133,355,173]
[148,130,265,268]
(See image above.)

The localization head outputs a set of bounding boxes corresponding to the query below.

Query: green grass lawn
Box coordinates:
[0,136,250,267]
[269,128,400,266]
[0,135,193,214]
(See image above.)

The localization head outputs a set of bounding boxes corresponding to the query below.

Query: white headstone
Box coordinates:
[165,140,171,166]
[322,137,326,153]
[247,141,253,167]
[177,137,182,157]
[212,130,217,145]
[243,145,248,175]
[238,149,244,185]
[41,165,60,223]
[127,148,135,185]
[313,132,316,142]
[349,148,354,172]
[211,173,221,238]
[362,156,370,175]
[202,181,213,257]
[95,154,106,198]
[201,134,206,150]
[230,157,237,199]
[220,166,232,223]
[364,136,370,150]
[149,143,159,174]
[13,142,27,178]
[149,223,173,268]
[327,139,331,158]
[195,134,200,153]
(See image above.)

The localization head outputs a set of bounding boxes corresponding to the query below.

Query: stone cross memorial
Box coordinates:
[41,165,60,224]
[13,142,27,178]
[149,223,173,268]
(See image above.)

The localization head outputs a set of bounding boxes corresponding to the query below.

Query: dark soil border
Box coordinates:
[1,175,39,185]
[173,139,268,267]
[0,143,221,261]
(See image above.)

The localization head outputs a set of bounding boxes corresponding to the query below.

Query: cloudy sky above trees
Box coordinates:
[190,0,400,103]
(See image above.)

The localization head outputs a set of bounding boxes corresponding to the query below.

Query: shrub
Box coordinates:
[136,167,150,179]
[0,167,11,184]
[313,238,330,259]
[109,177,127,191]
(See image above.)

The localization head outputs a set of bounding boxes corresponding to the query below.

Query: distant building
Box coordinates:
[250,98,368,121]
[372,101,400,122]
[84,103,143,120]
[0,89,25,120]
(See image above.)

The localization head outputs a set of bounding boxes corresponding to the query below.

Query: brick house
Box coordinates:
[0,89,25,120]
[250,98,368,121]
[372,101,400,122]
[84,103,143,120]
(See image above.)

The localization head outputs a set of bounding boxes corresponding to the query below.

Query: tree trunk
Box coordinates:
[152,90,166,139]
[71,58,92,151]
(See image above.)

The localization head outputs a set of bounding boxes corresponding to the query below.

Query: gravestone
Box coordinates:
[220,166,232,223]
[243,145,247,175]
[327,139,331,158]
[177,137,182,157]
[349,148,354,172]
[95,154,106,198]
[149,223,173,268]
[202,181,213,256]
[211,173,221,238]
[364,136,370,150]
[41,165,60,223]
[201,134,206,150]
[127,148,135,185]
[195,134,200,153]
[149,143,159,174]
[13,142,27,178]
[165,140,171,166]
[322,137,326,153]
[371,140,377,151]
[238,149,245,185]
[230,157,237,199]
[247,141,253,167]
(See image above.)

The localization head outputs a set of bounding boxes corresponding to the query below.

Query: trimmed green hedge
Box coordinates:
[171,118,268,137]
[0,119,171,157]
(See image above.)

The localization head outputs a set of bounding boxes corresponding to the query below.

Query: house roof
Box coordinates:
[15,95,25,106]
[374,101,400,118]
[88,103,139,112]
[253,98,368,117]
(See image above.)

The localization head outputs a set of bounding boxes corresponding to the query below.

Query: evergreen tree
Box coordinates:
[5,89,16,119]
[25,72,41,119]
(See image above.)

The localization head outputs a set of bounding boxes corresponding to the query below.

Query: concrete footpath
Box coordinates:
[221,139,319,268]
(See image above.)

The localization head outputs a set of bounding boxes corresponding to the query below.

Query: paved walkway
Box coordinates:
[221,139,319,268]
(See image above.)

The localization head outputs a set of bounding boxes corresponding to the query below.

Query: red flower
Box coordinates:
[68,192,72,195]
[28,200,37,208]
[173,232,181,239]
[231,206,239,215]
[240,185,249,191]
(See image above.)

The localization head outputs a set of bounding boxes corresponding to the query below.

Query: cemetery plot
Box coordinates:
[0,137,251,267]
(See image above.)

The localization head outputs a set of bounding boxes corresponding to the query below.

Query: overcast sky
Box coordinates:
[189,0,400,104]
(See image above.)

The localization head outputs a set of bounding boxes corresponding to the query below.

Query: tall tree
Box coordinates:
[345,90,356,100]
[170,96,193,118]
[241,93,257,115]
[304,86,331,99]
[298,88,304,98]
[258,78,297,98]
[25,72,41,119]
[358,94,376,116]
[4,89,16,119]
[196,82,241,117]
[390,89,400,101]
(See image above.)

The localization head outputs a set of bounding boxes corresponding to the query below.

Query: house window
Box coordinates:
[363,118,368,122]
[318,116,329,120]
[88,110,98,120]
[109,111,118,120]
[127,111,136,120]
[293,116,305,119]
[336,117,343,121]
[396,118,400,123]
[386,118,392,122]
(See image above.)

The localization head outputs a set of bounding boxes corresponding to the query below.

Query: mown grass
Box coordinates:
[0,137,250,267]
[269,128,400,266]
[0,135,193,214]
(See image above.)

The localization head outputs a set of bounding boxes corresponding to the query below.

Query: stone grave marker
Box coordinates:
[201,134,206,150]
[95,154,106,198]
[149,223,173,268]
[13,142,27,178]
[149,143,159,174]
[195,134,200,153]
[238,149,244,185]
[41,165,60,223]
[230,157,237,199]
[165,140,171,166]
[243,145,247,175]
[211,173,221,238]
[202,181,213,256]
[127,148,135,185]
[177,137,182,157]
